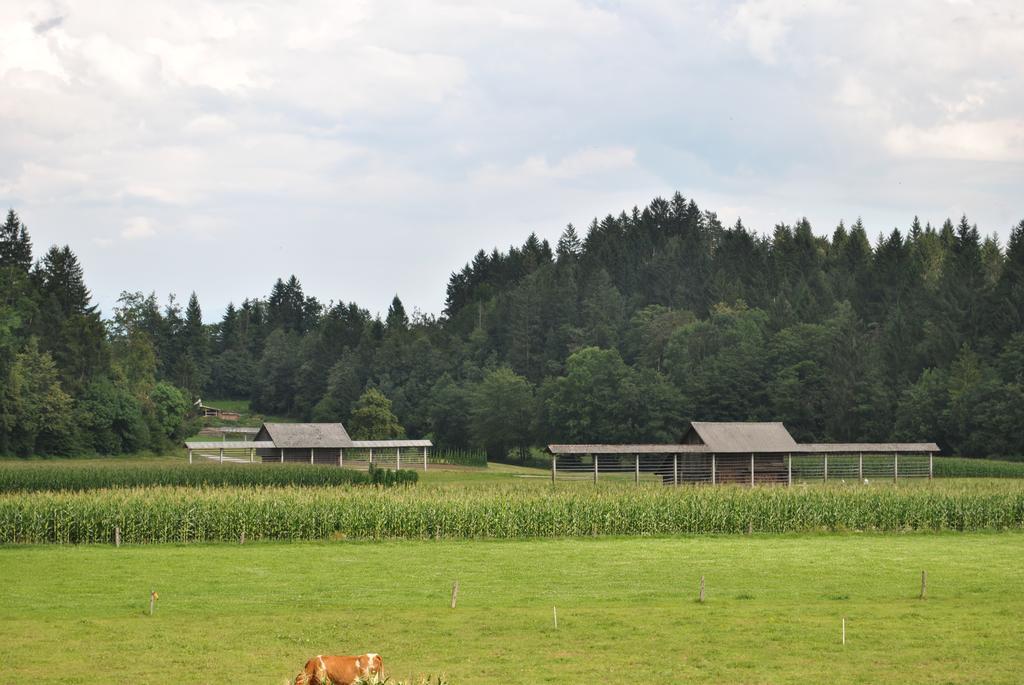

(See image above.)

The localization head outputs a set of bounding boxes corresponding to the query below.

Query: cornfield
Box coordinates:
[0,463,417,492]
[1,481,1022,544]
[933,457,1024,478]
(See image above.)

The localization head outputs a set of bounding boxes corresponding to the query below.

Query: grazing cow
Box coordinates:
[295,653,384,685]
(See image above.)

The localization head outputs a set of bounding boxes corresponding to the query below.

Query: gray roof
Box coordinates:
[797,442,939,454]
[684,422,800,453]
[351,440,433,448]
[260,423,354,448]
[548,444,706,455]
[185,441,276,450]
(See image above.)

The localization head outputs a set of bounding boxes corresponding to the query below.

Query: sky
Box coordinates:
[1,1,1022,321]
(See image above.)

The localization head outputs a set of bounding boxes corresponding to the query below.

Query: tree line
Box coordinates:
[2,192,1023,458]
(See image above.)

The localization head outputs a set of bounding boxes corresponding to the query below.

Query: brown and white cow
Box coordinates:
[295,653,384,685]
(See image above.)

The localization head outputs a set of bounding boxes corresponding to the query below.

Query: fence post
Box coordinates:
[423,446,428,471]
[188,449,193,465]
[310,448,314,465]
[635,454,640,484]
[339,448,344,468]
[552,456,557,484]
[928,452,933,480]
[397,447,402,470]
[711,454,716,485]
[593,455,598,484]
[370,448,374,467]
[858,452,863,481]
[824,454,828,482]
[219,447,224,464]
[280,448,284,463]
[894,452,898,482]
[787,453,792,487]
[250,447,254,463]
[750,453,755,487]
[673,454,678,486]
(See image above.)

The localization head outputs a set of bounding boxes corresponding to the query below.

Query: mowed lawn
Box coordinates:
[1,534,1022,684]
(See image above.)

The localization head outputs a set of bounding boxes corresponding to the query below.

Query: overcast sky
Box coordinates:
[2,1,1022,320]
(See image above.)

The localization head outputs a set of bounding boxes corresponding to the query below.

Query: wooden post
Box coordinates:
[928,452,933,480]
[593,455,598,484]
[858,452,864,481]
[397,447,402,470]
[310,448,314,465]
[219,447,224,464]
[750,453,755,487]
[188,449,193,464]
[280,448,284,463]
[634,454,640,484]
[250,448,254,463]
[551,457,557,484]
[450,581,459,609]
[920,570,927,599]
[894,452,898,482]
[823,454,828,482]
[339,448,344,468]
[553,606,558,629]
[423,446,428,471]
[699,575,705,603]
[787,454,792,487]
[711,454,716,485]
[369,448,374,466]
[115,526,121,547]
[673,454,678,486]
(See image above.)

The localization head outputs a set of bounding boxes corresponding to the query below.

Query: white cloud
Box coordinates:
[121,216,157,240]
[0,0,1021,319]
[886,119,1024,162]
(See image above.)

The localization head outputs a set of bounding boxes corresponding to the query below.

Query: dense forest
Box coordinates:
[2,193,1024,458]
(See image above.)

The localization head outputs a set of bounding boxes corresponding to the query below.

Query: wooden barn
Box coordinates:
[254,423,354,464]
[548,421,938,486]
[185,422,432,470]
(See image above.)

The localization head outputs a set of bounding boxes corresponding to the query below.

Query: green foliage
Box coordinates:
[74,379,150,454]
[7,340,74,455]
[0,462,416,493]
[348,389,406,439]
[468,368,534,460]
[539,347,681,443]
[2,480,1021,544]
[149,382,191,443]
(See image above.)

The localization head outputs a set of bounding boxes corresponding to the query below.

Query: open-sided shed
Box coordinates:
[186,422,433,469]
[548,421,938,486]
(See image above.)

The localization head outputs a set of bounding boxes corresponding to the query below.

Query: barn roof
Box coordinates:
[685,422,800,453]
[259,423,354,448]
[351,439,433,448]
[797,442,939,453]
[548,444,706,455]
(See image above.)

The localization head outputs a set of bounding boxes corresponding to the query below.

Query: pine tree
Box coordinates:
[0,209,32,272]
[556,224,582,262]
[385,295,409,331]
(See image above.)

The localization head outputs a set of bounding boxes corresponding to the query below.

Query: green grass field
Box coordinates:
[1,533,1022,683]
